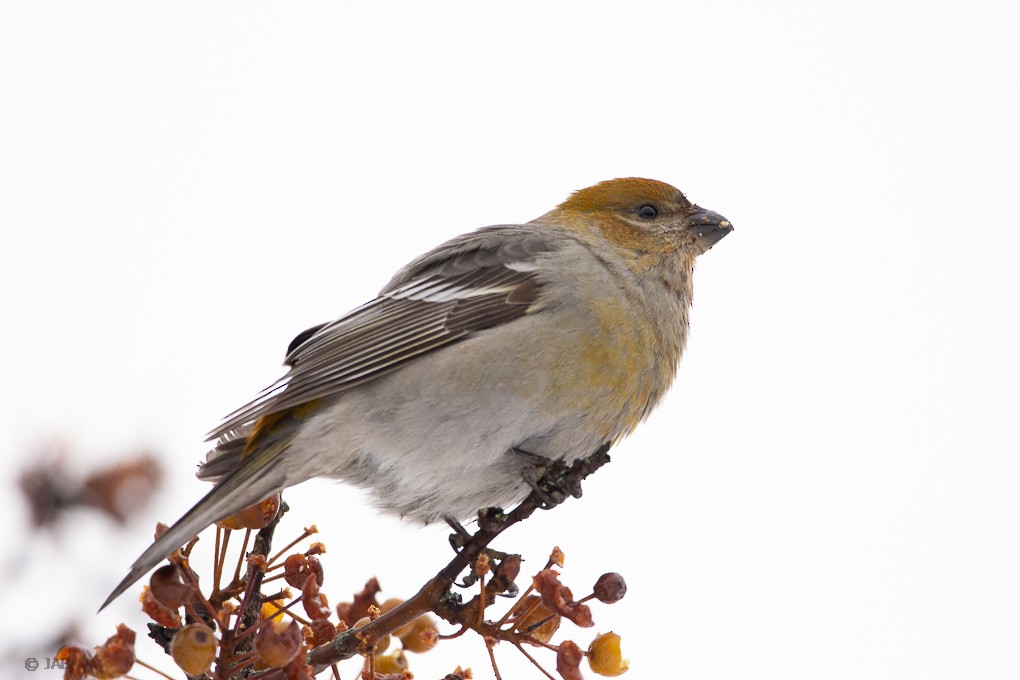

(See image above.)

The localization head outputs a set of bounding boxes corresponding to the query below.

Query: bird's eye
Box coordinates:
[637,204,658,219]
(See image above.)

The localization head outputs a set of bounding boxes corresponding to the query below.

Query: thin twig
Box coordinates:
[486,638,503,680]
[132,658,176,680]
[229,528,251,588]
[267,526,318,566]
[513,642,558,680]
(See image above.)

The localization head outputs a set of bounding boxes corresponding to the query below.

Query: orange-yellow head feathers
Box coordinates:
[557,177,690,216]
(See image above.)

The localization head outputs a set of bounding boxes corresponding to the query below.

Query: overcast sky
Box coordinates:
[2,2,1018,679]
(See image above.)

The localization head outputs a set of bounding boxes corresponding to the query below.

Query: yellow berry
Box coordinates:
[261,599,287,624]
[352,617,390,654]
[170,624,217,676]
[398,615,439,653]
[588,632,629,676]
[373,650,408,674]
[379,597,404,615]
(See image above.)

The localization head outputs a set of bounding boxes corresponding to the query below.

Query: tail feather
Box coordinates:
[99,447,285,611]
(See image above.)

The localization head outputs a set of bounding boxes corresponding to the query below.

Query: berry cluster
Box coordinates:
[431,546,630,679]
[62,446,626,678]
[60,493,443,679]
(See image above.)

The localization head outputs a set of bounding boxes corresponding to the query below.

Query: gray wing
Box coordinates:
[207,225,559,441]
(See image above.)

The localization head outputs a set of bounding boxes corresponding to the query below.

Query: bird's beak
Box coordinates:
[684,208,733,251]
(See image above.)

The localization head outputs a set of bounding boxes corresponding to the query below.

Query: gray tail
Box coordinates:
[99,449,285,611]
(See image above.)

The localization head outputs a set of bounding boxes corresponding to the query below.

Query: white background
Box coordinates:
[2,2,1018,679]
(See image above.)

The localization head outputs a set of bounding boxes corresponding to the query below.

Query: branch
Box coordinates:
[298,444,612,673]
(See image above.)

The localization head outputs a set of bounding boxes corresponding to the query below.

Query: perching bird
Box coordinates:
[102,177,731,609]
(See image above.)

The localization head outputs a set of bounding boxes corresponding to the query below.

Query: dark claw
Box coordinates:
[523,472,565,509]
[446,516,472,551]
[511,447,549,465]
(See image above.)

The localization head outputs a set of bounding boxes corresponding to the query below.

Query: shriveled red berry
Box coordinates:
[593,572,627,604]
[533,569,593,627]
[255,620,303,668]
[140,586,182,627]
[55,644,92,680]
[150,564,192,609]
[309,618,337,646]
[90,625,136,679]
[284,553,324,588]
[302,573,331,620]
[556,640,584,680]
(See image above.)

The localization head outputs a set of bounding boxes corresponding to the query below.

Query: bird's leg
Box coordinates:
[446,516,472,551]
[513,447,585,510]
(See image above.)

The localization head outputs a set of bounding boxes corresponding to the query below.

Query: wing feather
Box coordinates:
[207,226,556,442]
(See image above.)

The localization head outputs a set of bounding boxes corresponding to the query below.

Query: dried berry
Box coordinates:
[374,650,408,674]
[301,572,331,620]
[397,615,440,653]
[255,620,304,668]
[336,577,381,625]
[216,491,281,530]
[352,617,390,654]
[549,546,565,567]
[593,572,627,604]
[149,564,191,609]
[379,597,404,615]
[59,624,137,680]
[512,595,561,644]
[284,553,324,588]
[309,618,337,646]
[533,569,593,628]
[494,554,522,583]
[170,623,217,676]
[90,625,136,679]
[55,644,92,680]
[262,599,287,624]
[588,632,629,676]
[283,655,314,680]
[556,640,584,680]
[81,455,163,524]
[140,586,182,627]
[216,513,245,530]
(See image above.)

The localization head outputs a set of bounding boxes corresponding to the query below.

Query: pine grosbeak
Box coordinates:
[103,177,731,607]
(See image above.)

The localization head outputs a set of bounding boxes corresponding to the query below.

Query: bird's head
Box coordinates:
[543,177,732,259]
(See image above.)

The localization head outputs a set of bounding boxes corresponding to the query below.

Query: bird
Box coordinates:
[102,177,731,609]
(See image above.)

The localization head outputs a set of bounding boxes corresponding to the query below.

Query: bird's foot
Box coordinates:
[513,447,585,510]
